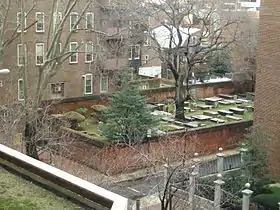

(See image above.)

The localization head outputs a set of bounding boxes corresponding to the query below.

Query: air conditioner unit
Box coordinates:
[55,85,62,92]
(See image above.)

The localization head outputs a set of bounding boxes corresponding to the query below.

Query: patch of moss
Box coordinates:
[0,168,81,210]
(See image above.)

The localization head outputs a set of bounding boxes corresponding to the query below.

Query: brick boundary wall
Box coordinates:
[61,121,252,175]
[45,80,252,114]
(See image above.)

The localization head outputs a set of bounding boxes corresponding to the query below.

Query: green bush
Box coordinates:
[252,194,280,210]
[75,107,88,116]
[91,105,106,122]
[91,105,106,113]
[64,111,85,130]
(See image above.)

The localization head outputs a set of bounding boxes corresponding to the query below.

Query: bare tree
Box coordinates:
[0,0,101,159]
[110,0,238,120]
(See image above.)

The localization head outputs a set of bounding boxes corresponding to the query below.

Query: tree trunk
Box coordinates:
[175,76,185,120]
[24,121,39,159]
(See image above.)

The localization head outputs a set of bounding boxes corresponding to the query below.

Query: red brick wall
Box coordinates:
[49,81,251,113]
[63,121,252,175]
[254,0,280,179]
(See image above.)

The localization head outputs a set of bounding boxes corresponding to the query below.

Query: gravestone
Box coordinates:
[205,97,222,105]
[218,94,235,99]
[210,118,226,123]
[197,105,212,110]
[229,107,245,115]
[203,111,219,117]
[191,115,212,121]
[218,110,234,116]
[225,115,242,121]
[218,101,231,105]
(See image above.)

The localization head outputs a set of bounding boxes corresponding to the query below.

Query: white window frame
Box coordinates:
[100,75,108,93]
[129,45,140,60]
[18,79,24,101]
[85,12,94,30]
[35,43,44,66]
[144,55,149,64]
[17,12,27,32]
[17,43,26,66]
[53,12,62,31]
[35,12,45,33]
[85,42,93,63]
[70,12,79,31]
[84,73,93,95]
[69,42,78,64]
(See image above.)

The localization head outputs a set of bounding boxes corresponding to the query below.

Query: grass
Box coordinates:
[183,100,253,127]
[79,119,100,134]
[252,186,280,209]
[0,167,82,210]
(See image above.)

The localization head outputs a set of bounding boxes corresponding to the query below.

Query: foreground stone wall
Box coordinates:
[62,121,252,175]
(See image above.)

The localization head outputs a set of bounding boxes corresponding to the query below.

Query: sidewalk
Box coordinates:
[40,149,239,185]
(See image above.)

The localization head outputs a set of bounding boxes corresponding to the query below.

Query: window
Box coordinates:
[85,12,94,29]
[36,43,44,65]
[129,45,140,60]
[18,79,24,100]
[53,12,62,31]
[17,12,27,32]
[85,42,93,63]
[84,74,92,94]
[69,42,78,63]
[36,12,44,32]
[50,83,64,99]
[17,44,27,66]
[100,75,108,93]
[144,55,149,64]
[144,31,150,46]
[70,12,78,31]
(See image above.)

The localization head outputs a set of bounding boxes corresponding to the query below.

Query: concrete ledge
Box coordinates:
[0,144,128,210]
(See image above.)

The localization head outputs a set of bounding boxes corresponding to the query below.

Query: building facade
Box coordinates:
[0,0,148,104]
[254,0,280,178]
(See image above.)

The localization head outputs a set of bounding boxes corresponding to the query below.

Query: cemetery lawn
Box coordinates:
[253,186,280,209]
[0,167,82,210]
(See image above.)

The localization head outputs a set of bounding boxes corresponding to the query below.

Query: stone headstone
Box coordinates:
[218,110,234,116]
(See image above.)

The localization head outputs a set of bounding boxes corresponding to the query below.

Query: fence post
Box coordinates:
[216,148,225,175]
[188,165,198,210]
[239,144,249,177]
[193,152,200,174]
[214,174,225,210]
[242,183,253,210]
[136,199,140,210]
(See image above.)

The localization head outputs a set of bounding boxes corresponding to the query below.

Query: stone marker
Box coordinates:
[229,107,245,115]
[191,115,212,121]
[205,97,223,105]
[218,94,235,99]
[197,105,212,110]
[218,110,234,116]
[225,115,242,121]
[203,111,219,117]
[210,118,226,123]
[218,101,231,105]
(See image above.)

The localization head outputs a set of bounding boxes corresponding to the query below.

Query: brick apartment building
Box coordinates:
[254,0,280,178]
[0,0,258,104]
[0,0,148,104]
